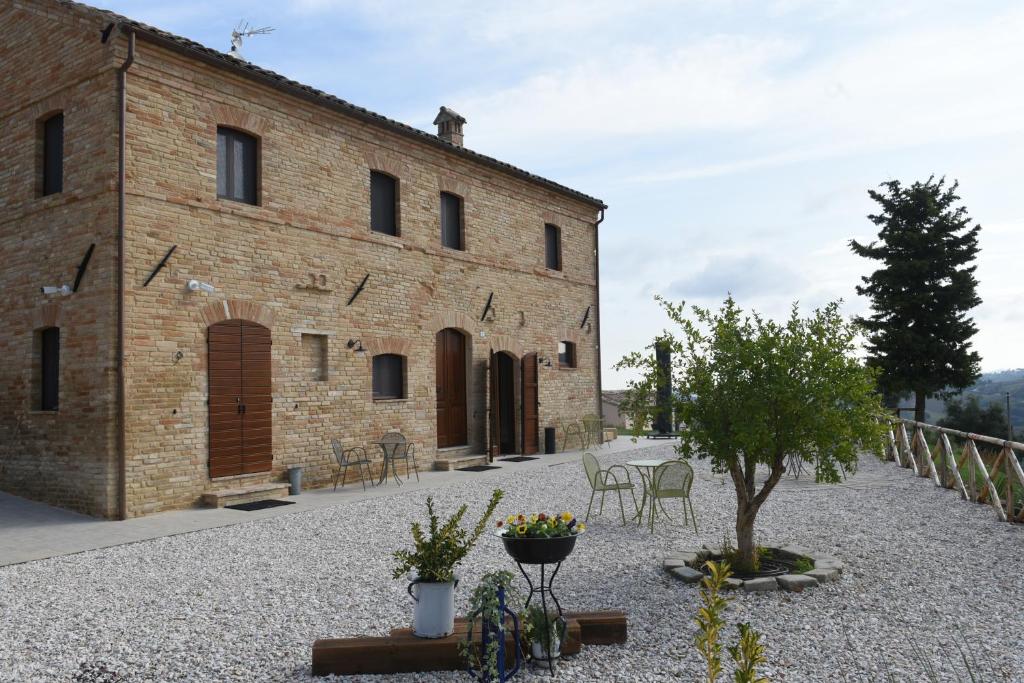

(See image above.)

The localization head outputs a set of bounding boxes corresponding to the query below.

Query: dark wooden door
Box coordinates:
[208,320,273,478]
[496,353,515,454]
[436,328,467,448]
[522,353,539,455]
[488,349,499,457]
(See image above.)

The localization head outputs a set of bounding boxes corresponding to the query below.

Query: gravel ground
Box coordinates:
[1,443,1023,682]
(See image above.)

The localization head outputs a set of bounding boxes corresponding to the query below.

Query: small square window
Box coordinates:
[545,224,562,271]
[440,192,464,250]
[301,333,328,382]
[370,171,399,236]
[373,354,406,399]
[217,127,258,205]
[558,341,576,369]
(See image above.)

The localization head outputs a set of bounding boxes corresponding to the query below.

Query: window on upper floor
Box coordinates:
[558,341,577,369]
[37,327,60,411]
[373,353,406,400]
[41,113,64,196]
[440,191,464,250]
[545,223,562,271]
[370,171,399,236]
[216,127,258,205]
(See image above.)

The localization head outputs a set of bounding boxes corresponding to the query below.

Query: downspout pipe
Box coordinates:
[593,208,605,427]
[116,28,135,520]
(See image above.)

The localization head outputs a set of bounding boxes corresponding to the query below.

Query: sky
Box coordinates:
[92,0,1024,387]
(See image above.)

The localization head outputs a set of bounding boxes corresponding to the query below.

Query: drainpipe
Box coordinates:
[116,29,135,520]
[593,207,605,425]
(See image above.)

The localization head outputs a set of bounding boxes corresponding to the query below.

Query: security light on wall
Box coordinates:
[187,279,216,293]
[40,285,72,296]
[347,339,366,355]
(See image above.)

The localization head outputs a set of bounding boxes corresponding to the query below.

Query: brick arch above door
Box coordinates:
[198,300,275,329]
[425,310,477,337]
[488,334,525,359]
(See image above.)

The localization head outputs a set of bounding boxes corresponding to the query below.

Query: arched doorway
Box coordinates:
[489,350,519,455]
[208,320,272,477]
[436,328,468,448]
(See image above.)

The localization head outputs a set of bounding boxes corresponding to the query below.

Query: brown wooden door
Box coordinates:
[522,353,539,455]
[208,320,273,478]
[488,349,499,457]
[436,328,467,448]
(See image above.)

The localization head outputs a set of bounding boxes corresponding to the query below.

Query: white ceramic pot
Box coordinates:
[530,636,562,661]
[407,578,457,638]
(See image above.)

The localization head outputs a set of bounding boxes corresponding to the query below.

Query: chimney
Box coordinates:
[433,106,466,147]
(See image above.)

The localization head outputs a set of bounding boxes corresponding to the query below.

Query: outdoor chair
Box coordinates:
[378,431,420,485]
[561,419,587,452]
[331,440,375,491]
[582,414,605,449]
[582,452,638,524]
[649,459,698,534]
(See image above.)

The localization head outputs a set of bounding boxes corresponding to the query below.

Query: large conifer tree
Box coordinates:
[851,176,982,421]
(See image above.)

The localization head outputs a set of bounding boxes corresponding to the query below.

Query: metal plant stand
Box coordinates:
[515,560,565,675]
[466,586,523,683]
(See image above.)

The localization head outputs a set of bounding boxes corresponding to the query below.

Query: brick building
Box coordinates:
[0,0,606,518]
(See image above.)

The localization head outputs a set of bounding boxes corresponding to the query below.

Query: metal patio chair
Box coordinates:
[378,431,420,485]
[582,414,605,449]
[649,459,698,534]
[582,452,638,524]
[561,419,586,452]
[331,439,375,491]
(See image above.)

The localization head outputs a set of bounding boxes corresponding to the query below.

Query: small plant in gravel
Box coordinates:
[694,561,771,683]
[460,570,522,680]
[791,556,814,574]
[393,488,504,583]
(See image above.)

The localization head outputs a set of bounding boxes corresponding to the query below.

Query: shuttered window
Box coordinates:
[370,171,398,236]
[40,327,60,411]
[558,341,576,369]
[216,127,258,204]
[373,354,406,400]
[42,113,64,196]
[545,223,561,270]
[440,192,464,250]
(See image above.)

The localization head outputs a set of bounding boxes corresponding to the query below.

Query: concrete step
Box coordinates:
[201,482,290,508]
[433,454,490,471]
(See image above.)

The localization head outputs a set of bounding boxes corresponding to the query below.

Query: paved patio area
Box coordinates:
[0,436,654,567]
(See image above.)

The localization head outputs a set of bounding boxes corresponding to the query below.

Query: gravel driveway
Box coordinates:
[1,443,1022,682]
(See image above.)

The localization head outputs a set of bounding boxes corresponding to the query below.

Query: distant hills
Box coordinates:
[923,368,1024,437]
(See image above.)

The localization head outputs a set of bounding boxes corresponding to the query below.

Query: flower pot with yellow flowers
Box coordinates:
[497,511,585,565]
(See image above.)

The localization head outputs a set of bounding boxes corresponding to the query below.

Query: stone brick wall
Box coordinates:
[119,39,603,516]
[0,0,121,517]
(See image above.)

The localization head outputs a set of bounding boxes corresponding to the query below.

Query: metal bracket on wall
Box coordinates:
[143,245,177,287]
[347,273,370,305]
[481,292,494,321]
[580,305,591,329]
[72,243,96,292]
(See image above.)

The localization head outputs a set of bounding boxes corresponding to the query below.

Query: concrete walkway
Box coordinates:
[0,435,661,567]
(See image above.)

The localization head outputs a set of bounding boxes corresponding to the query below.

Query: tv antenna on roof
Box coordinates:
[228,21,274,61]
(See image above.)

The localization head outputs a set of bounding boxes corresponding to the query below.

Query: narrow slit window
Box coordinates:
[42,113,64,196]
[558,341,576,369]
[39,327,60,411]
[545,223,562,271]
[370,171,398,236]
[440,192,464,250]
[373,354,406,400]
[216,127,258,205]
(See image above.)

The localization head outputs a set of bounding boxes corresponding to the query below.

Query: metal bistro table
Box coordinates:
[626,458,670,532]
[372,437,411,486]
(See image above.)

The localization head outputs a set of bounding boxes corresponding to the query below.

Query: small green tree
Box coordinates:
[939,395,1007,438]
[618,297,884,569]
[850,176,982,421]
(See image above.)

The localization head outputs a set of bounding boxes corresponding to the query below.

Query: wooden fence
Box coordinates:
[884,418,1024,523]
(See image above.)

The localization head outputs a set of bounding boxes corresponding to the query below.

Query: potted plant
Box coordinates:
[497,511,585,564]
[524,605,567,663]
[460,570,524,682]
[393,489,504,638]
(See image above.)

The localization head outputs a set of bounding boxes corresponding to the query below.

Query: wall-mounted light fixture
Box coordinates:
[40,284,73,296]
[347,339,366,355]
[187,279,215,293]
[537,356,552,367]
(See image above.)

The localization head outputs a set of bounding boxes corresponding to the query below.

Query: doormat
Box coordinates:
[226,499,296,512]
[457,465,501,472]
[500,456,539,462]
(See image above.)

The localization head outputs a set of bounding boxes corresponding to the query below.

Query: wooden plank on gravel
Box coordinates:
[563,610,628,644]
